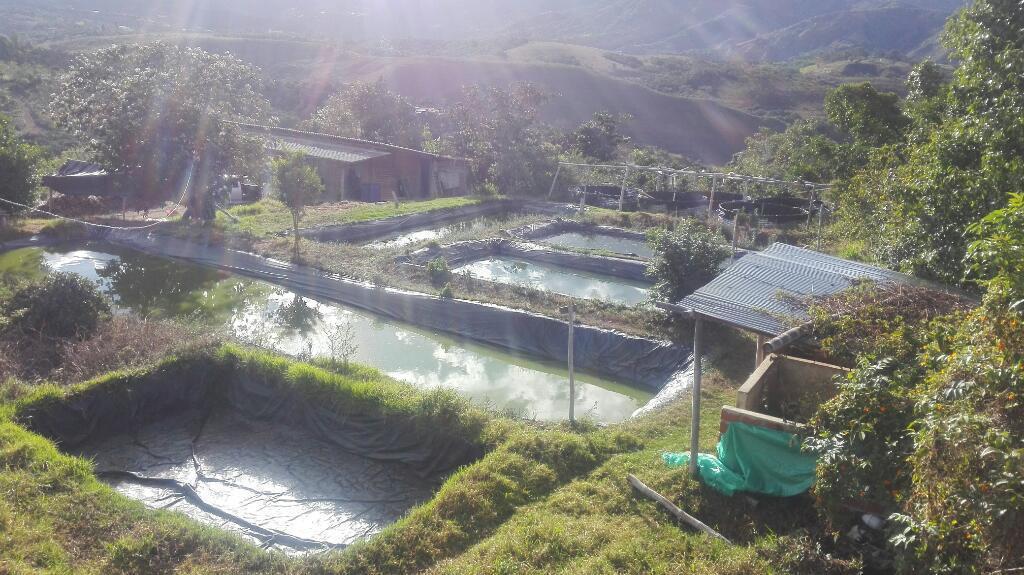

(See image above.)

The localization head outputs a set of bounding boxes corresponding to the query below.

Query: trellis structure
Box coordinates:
[549,161,832,213]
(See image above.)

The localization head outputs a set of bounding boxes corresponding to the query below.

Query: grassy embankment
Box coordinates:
[0,341,845,574]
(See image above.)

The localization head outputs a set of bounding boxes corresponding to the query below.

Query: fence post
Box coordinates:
[618,167,631,212]
[547,164,562,201]
[567,302,576,425]
[690,315,704,478]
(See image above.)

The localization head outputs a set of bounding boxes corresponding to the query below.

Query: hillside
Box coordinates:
[731,6,956,62]
[44,33,781,164]
[2,0,962,62]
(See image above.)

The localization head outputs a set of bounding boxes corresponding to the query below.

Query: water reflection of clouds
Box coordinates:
[33,247,651,423]
[454,257,650,306]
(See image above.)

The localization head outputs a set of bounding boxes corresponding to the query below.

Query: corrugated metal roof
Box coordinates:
[679,243,916,336]
[266,136,391,164]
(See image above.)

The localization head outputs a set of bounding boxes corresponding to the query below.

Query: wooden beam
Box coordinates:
[627,474,731,544]
[654,301,697,318]
[691,315,704,478]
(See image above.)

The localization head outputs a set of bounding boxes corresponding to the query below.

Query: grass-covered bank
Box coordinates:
[0,342,834,574]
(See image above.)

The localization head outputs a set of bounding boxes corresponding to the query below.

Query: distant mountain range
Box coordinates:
[8,0,965,61]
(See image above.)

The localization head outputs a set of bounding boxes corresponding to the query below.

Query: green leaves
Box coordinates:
[302,79,423,149]
[569,111,631,162]
[272,151,324,261]
[825,82,910,150]
[646,220,730,301]
[966,193,1024,301]
[49,43,271,202]
[430,83,557,196]
[0,113,42,213]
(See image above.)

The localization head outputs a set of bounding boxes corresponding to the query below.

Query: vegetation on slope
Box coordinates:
[0,340,804,575]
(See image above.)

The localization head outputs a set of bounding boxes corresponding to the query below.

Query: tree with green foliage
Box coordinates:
[0,113,42,214]
[647,220,730,301]
[302,79,424,149]
[273,152,324,262]
[904,60,949,129]
[49,43,270,205]
[824,83,909,150]
[569,111,631,161]
[906,60,945,103]
[732,119,846,183]
[834,0,1024,283]
[808,199,1024,573]
[1,272,110,341]
[430,83,559,196]
[967,193,1024,308]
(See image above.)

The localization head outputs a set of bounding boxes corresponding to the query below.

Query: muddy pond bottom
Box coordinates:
[454,256,651,306]
[540,232,654,259]
[76,408,438,553]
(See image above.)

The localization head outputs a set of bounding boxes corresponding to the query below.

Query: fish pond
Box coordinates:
[0,244,653,423]
[453,256,652,306]
[540,232,655,259]
[362,213,520,250]
[75,407,441,552]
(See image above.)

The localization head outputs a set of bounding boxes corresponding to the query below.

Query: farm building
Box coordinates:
[238,124,471,203]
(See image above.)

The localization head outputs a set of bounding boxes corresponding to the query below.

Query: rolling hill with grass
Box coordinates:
[4,0,963,61]
[1,0,959,162]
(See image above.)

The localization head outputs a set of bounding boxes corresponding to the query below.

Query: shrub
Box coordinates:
[439,282,455,300]
[427,257,451,287]
[2,273,110,341]
[646,219,730,300]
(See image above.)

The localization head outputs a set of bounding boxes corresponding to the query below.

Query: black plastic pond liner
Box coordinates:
[509,219,649,245]
[399,239,653,283]
[96,231,689,391]
[717,200,809,224]
[297,200,568,244]
[84,409,441,552]
[18,359,481,552]
[643,191,709,211]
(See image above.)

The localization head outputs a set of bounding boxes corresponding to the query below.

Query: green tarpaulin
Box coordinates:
[663,422,817,497]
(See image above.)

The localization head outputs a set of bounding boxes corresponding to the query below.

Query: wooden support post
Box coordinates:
[547,164,562,200]
[707,176,718,223]
[730,212,740,262]
[806,189,815,228]
[121,196,127,221]
[567,302,576,425]
[618,167,631,212]
[816,204,825,251]
[690,315,703,478]
[627,474,731,543]
[756,334,766,366]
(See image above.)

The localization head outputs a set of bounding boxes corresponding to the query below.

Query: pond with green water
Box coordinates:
[0,245,653,422]
[453,256,652,306]
[540,232,655,259]
[363,214,518,250]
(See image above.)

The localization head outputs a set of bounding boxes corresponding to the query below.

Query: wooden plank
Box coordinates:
[627,474,731,544]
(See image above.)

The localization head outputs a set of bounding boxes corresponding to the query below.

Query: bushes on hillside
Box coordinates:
[1,272,110,341]
[806,197,1024,574]
[426,257,451,287]
[647,220,730,301]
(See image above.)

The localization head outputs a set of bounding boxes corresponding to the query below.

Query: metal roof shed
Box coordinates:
[665,243,918,479]
[677,243,916,338]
